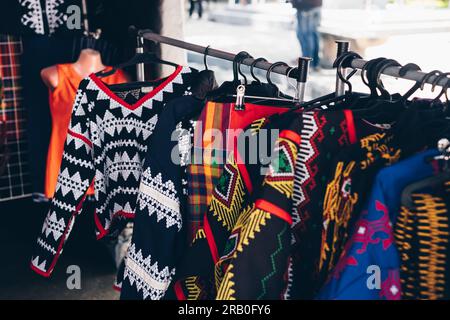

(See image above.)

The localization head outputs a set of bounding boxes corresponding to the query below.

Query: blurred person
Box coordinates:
[291,0,323,70]
[189,0,204,19]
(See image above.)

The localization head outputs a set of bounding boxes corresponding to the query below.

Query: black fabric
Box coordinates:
[120,96,204,300]
[0,0,86,36]
[291,0,322,11]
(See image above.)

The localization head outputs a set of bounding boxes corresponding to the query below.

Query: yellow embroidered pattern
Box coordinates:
[320,161,358,271]
[263,137,297,198]
[193,229,206,244]
[185,276,202,300]
[216,264,236,300]
[360,133,401,170]
[209,154,245,232]
[216,209,272,299]
[250,118,267,135]
[395,193,449,300]
[214,204,254,290]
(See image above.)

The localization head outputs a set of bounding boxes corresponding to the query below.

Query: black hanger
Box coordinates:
[397,63,422,104]
[237,61,297,106]
[240,57,282,98]
[237,53,251,85]
[372,58,402,99]
[203,45,211,70]
[351,58,405,122]
[206,51,250,100]
[96,28,178,79]
[430,72,450,108]
[364,58,390,98]
[334,51,362,94]
[266,61,289,95]
[250,57,267,84]
[301,51,362,112]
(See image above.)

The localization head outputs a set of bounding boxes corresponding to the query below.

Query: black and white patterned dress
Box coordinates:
[30,66,198,277]
[120,96,204,300]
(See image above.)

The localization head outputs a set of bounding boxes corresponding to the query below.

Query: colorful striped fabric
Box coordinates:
[187,102,230,240]
[187,102,289,241]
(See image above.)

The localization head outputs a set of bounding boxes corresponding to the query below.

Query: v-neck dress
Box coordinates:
[45,64,127,199]
[31,65,198,277]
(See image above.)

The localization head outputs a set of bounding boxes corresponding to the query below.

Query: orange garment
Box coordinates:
[45,64,127,198]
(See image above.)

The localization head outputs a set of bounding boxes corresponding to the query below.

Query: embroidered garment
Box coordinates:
[1,0,73,35]
[187,102,289,241]
[120,96,204,300]
[215,118,302,300]
[318,149,439,300]
[171,111,294,300]
[316,131,402,289]
[30,66,198,277]
[395,185,450,300]
[290,110,390,299]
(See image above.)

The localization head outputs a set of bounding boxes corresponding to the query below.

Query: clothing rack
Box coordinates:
[136,29,450,97]
[349,57,450,88]
[136,28,311,101]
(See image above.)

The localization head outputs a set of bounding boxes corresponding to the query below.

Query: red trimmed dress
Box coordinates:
[169,110,302,300]
[31,66,199,277]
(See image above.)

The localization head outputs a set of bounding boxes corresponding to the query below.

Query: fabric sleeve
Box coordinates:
[30,80,95,277]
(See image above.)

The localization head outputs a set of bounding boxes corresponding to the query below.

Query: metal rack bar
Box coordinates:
[138,29,450,90]
[139,29,300,79]
[349,58,450,88]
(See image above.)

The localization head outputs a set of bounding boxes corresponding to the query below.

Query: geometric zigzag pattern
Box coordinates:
[123,243,176,300]
[31,66,197,277]
[137,167,182,230]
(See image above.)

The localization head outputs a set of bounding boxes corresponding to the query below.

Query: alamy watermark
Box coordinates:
[170,122,280,176]
[366,265,381,290]
[66,265,81,290]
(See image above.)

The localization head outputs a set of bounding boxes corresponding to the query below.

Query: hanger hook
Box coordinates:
[397,63,422,104]
[431,71,450,93]
[360,57,385,87]
[237,53,252,85]
[250,57,267,84]
[431,72,450,103]
[375,59,401,97]
[333,51,362,94]
[233,51,251,84]
[203,45,211,70]
[420,70,443,91]
[266,61,289,86]
[233,51,249,83]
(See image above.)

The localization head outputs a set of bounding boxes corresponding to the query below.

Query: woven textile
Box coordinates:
[0,35,31,201]
[31,66,198,277]
[317,150,439,300]
[187,102,289,241]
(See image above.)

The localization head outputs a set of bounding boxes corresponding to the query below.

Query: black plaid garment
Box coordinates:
[0,35,32,201]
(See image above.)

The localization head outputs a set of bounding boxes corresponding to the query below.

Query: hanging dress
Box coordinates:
[45,64,128,198]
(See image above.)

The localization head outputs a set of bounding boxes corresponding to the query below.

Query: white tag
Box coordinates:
[141,87,154,93]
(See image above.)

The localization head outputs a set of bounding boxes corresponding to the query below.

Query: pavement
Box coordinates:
[0,199,119,300]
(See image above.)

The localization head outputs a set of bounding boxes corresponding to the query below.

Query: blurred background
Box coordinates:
[180,0,450,99]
